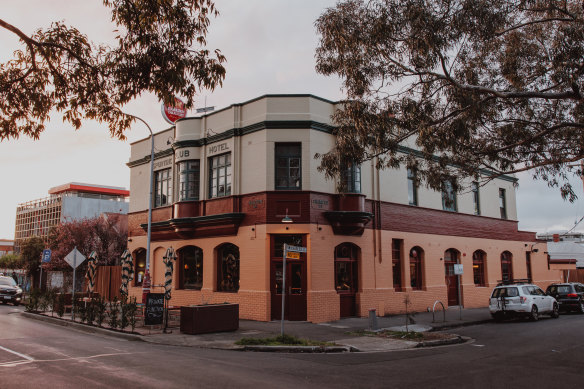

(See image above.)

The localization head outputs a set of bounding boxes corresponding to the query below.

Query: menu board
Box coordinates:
[145,293,164,325]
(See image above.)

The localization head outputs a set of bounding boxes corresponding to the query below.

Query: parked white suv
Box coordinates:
[489,281,559,321]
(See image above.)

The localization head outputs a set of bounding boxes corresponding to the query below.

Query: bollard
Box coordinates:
[368,308,378,331]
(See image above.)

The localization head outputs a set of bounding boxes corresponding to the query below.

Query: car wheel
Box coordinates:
[12,301,19,307]
[551,303,560,318]
[1,301,7,305]
[530,305,539,321]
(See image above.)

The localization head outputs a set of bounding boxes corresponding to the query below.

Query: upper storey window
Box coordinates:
[275,143,301,190]
[441,180,457,212]
[341,162,361,193]
[209,153,232,198]
[472,181,481,215]
[407,168,418,206]
[499,188,507,219]
[178,160,200,201]
[154,168,172,207]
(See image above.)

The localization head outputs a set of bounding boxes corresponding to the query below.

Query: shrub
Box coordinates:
[95,296,107,327]
[108,296,120,329]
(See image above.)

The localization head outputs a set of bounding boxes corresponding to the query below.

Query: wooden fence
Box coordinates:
[94,266,122,301]
[563,269,584,283]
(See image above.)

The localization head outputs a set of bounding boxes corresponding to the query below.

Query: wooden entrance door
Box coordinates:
[335,243,359,317]
[444,249,460,306]
[270,235,307,321]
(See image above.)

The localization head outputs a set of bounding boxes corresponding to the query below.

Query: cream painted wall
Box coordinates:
[240,130,269,193]
[128,95,520,224]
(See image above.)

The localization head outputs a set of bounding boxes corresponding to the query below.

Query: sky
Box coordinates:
[0,0,582,239]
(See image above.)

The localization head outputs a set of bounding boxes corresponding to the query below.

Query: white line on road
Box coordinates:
[0,351,144,368]
[0,345,34,361]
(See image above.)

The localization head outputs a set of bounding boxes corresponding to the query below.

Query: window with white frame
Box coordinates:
[154,168,172,207]
[441,180,457,211]
[178,160,200,201]
[209,153,231,198]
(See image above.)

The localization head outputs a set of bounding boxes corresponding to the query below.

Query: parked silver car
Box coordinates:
[489,281,559,321]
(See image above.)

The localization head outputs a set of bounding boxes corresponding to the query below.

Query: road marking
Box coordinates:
[0,351,143,368]
[471,344,485,347]
[0,345,34,361]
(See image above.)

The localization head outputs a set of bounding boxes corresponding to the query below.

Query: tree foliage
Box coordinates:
[47,216,128,271]
[315,0,584,199]
[0,253,23,270]
[0,0,226,140]
[20,236,45,275]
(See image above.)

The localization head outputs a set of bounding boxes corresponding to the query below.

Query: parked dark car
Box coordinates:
[546,282,584,313]
[0,276,23,306]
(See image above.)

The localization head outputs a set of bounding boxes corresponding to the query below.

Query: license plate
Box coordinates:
[3,296,11,300]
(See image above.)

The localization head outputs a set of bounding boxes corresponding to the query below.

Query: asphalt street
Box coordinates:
[1,304,583,388]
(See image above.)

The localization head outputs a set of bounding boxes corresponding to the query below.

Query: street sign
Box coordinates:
[42,249,52,263]
[454,264,463,275]
[64,247,86,269]
[284,244,307,253]
[286,252,300,260]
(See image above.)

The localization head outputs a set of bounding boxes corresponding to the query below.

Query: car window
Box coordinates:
[492,287,519,298]
[523,286,532,295]
[576,284,584,293]
[535,287,545,296]
[557,285,571,294]
[0,277,16,287]
[547,286,557,294]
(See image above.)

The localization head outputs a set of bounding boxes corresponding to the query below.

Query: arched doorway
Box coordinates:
[132,248,146,286]
[501,251,513,282]
[444,248,460,306]
[335,243,360,317]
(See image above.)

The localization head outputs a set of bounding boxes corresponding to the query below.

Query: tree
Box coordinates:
[20,237,45,275]
[0,0,225,140]
[46,216,128,271]
[0,254,23,270]
[315,0,584,199]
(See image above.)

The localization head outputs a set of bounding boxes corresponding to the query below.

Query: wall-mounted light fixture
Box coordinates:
[281,208,293,224]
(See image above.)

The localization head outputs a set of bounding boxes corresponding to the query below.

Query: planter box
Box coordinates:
[180,304,239,334]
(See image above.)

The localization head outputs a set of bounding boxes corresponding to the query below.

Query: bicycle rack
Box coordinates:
[432,300,446,323]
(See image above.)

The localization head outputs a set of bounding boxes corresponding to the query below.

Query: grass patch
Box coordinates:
[378,330,424,340]
[236,334,334,346]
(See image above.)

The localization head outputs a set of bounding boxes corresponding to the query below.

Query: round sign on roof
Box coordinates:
[161,97,187,124]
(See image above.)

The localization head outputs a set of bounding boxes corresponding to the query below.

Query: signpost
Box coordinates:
[39,249,52,289]
[64,247,86,320]
[454,264,463,320]
[281,244,307,336]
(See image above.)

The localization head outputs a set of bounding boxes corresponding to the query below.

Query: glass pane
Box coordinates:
[275,264,283,294]
[291,264,302,294]
[336,262,351,291]
[290,158,300,168]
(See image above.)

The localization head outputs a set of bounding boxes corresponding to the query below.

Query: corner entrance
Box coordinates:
[335,243,359,317]
[270,234,307,321]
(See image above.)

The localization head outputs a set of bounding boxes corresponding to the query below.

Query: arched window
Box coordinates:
[501,251,513,282]
[217,243,240,293]
[409,246,423,290]
[334,243,359,293]
[133,248,146,287]
[178,246,203,290]
[473,250,486,286]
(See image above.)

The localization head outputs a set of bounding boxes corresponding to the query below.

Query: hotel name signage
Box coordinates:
[207,141,231,156]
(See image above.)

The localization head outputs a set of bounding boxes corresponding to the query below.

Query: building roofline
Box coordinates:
[48,182,129,197]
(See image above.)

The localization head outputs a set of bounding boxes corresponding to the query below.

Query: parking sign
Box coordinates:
[42,249,52,263]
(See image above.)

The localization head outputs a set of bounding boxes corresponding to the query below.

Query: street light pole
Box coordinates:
[127,114,155,304]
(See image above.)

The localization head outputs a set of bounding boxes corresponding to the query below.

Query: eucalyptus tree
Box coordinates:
[0,0,226,140]
[315,0,584,199]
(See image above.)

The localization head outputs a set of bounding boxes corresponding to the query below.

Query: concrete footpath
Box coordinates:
[23,306,491,352]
